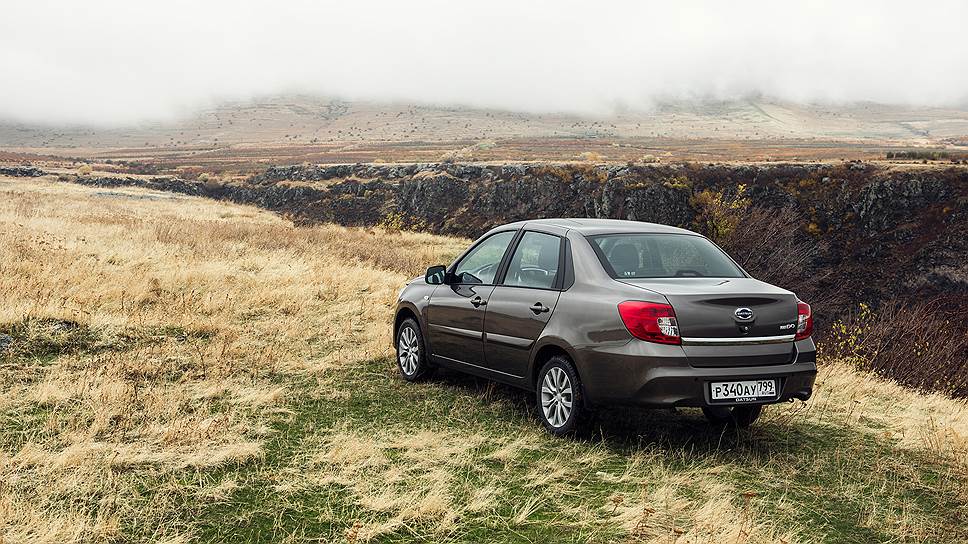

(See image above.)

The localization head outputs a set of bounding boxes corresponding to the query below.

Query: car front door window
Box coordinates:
[453,231,516,284]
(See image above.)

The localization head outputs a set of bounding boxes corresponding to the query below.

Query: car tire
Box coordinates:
[395,318,433,381]
[536,356,585,436]
[702,405,763,428]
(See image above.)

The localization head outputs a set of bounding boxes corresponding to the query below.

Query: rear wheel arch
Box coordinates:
[530,341,577,390]
[535,354,586,435]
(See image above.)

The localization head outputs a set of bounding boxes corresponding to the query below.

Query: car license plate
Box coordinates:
[709,379,777,403]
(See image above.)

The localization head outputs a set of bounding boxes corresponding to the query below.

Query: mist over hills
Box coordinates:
[2,96,967,167]
[4,1,968,127]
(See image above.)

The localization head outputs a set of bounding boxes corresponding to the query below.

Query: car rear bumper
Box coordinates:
[575,338,817,408]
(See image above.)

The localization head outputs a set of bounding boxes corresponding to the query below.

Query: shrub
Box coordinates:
[639,154,659,164]
[704,203,844,329]
[822,299,968,396]
[885,149,967,161]
[713,204,819,284]
[573,163,608,183]
[379,211,405,234]
[532,165,572,182]
[689,185,750,240]
[441,148,473,163]
[662,176,690,191]
[202,177,223,193]
[475,140,497,150]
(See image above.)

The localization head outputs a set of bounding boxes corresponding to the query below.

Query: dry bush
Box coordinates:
[440,147,473,163]
[531,164,573,182]
[701,196,966,399]
[705,202,840,316]
[197,173,229,194]
[822,299,968,396]
[690,185,750,241]
[714,206,815,282]
[578,151,605,163]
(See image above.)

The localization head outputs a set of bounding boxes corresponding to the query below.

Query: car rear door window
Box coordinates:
[503,231,561,289]
[453,231,516,284]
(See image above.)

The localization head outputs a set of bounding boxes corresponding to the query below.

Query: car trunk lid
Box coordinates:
[620,277,799,367]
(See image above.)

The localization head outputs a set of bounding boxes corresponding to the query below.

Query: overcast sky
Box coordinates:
[2,0,967,126]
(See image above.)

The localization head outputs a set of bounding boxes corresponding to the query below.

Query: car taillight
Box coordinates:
[618,301,680,345]
[795,300,813,340]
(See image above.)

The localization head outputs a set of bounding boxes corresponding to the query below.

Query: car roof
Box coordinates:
[500,218,699,236]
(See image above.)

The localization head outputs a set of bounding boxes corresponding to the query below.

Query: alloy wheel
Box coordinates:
[398,326,419,376]
[540,367,573,427]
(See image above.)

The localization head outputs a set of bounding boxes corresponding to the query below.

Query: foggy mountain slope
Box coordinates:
[4,96,968,146]
[3,96,968,165]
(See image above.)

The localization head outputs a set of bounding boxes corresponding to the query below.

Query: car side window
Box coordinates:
[503,231,561,289]
[453,231,516,285]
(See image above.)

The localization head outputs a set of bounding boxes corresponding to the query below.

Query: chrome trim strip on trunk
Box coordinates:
[681,334,795,346]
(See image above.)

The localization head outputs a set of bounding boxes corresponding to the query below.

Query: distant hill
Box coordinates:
[2,95,967,168]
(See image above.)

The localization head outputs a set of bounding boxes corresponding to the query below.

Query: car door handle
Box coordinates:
[530,302,550,314]
[470,296,487,308]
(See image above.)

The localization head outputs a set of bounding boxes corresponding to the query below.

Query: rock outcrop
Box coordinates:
[0,166,44,177]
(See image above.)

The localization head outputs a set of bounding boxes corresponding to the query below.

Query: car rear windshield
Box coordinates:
[589,234,745,278]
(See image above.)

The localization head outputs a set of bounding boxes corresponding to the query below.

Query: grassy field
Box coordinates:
[1,176,967,543]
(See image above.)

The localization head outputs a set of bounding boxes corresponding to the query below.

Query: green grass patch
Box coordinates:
[180,358,968,543]
[0,318,106,361]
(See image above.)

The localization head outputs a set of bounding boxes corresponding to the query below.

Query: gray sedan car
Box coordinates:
[393,219,817,435]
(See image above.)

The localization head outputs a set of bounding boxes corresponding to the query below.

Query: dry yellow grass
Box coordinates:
[0,177,463,542]
[807,362,968,464]
[0,176,966,543]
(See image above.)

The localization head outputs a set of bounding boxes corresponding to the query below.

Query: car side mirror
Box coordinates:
[425,265,447,285]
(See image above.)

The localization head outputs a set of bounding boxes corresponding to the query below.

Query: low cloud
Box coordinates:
[2,0,966,126]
